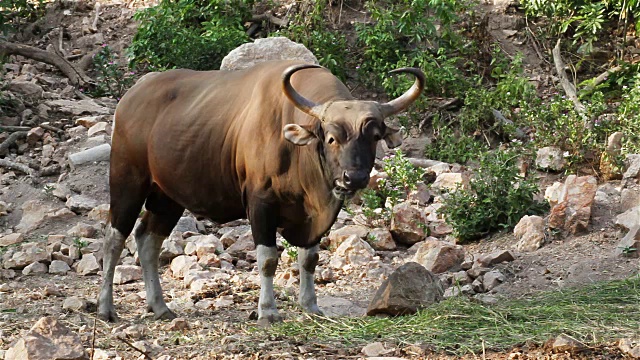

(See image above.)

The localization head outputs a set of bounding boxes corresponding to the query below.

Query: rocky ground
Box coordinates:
[1,0,639,359]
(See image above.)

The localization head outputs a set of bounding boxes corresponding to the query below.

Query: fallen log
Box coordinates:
[552,39,589,128]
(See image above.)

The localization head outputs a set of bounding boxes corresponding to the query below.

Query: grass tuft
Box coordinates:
[261,275,640,355]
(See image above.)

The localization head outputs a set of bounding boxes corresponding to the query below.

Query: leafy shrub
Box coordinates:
[128,0,253,71]
[616,73,640,154]
[88,45,135,100]
[0,0,44,36]
[440,149,548,242]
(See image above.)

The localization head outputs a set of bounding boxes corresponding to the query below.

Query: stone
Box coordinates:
[113,265,143,284]
[45,99,112,115]
[615,226,640,258]
[366,262,443,316]
[544,182,564,208]
[599,132,624,180]
[49,260,71,275]
[431,172,469,192]
[8,80,44,98]
[184,235,224,258]
[175,216,199,234]
[62,296,87,311]
[330,235,375,269]
[407,182,432,206]
[513,215,546,252]
[170,255,199,279]
[68,144,111,169]
[52,252,74,266]
[616,205,640,231]
[220,37,318,71]
[27,127,45,145]
[22,262,48,275]
[548,175,598,234]
[15,200,51,233]
[4,243,50,269]
[50,183,72,201]
[620,188,640,213]
[159,236,184,263]
[0,233,24,247]
[412,238,465,273]
[4,316,86,360]
[226,232,255,258]
[367,228,396,251]
[88,204,110,223]
[87,122,111,137]
[466,265,490,279]
[624,154,640,179]
[327,225,369,250]
[550,334,586,353]
[482,270,505,291]
[76,253,100,275]
[389,202,429,245]
[362,342,390,357]
[618,338,640,358]
[67,222,98,238]
[477,250,515,267]
[316,296,365,316]
[66,195,99,214]
[535,146,565,171]
[451,270,472,285]
[198,253,221,267]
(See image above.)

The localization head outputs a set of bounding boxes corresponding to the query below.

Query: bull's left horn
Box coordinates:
[380,67,426,117]
[282,64,325,118]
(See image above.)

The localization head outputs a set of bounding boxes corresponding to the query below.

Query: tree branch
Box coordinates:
[0,40,95,87]
[552,39,589,128]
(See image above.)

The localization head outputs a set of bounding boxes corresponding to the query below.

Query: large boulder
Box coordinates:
[4,316,86,360]
[390,202,429,245]
[412,238,465,273]
[220,37,318,71]
[547,175,597,234]
[366,262,443,316]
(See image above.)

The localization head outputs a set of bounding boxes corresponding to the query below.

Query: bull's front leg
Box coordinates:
[250,202,282,326]
[298,244,323,315]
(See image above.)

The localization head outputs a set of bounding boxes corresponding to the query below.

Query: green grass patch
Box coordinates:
[263,276,640,355]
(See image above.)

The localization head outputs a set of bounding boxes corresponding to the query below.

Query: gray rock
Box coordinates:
[482,270,506,291]
[220,37,318,71]
[67,222,98,238]
[477,250,515,267]
[159,235,184,264]
[76,253,100,275]
[535,146,565,171]
[66,195,99,214]
[62,296,87,311]
[615,225,640,258]
[513,215,546,252]
[4,243,50,270]
[175,216,199,234]
[45,99,112,115]
[8,80,43,98]
[87,122,111,137]
[22,261,48,275]
[624,154,640,179]
[329,235,375,269]
[412,239,465,273]
[49,260,71,275]
[616,205,640,231]
[4,316,86,360]
[367,228,396,251]
[113,265,143,284]
[68,143,111,169]
[327,225,369,250]
[0,233,24,247]
[226,232,255,259]
[367,262,443,316]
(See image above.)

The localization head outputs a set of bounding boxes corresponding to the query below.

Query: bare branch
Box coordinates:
[552,39,589,128]
[0,159,35,176]
[583,65,623,93]
[0,131,27,155]
[91,2,101,33]
[250,13,289,27]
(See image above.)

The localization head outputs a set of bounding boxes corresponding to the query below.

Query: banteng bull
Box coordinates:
[98,60,425,324]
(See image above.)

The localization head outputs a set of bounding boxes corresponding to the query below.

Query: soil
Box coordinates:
[0,0,639,359]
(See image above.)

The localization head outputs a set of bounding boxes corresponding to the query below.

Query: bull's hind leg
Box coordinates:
[135,188,185,320]
[98,175,148,322]
[298,244,323,315]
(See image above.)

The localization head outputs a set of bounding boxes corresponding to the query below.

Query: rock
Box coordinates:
[367,228,396,251]
[68,144,111,169]
[27,127,45,145]
[4,316,86,360]
[624,154,640,179]
[4,243,50,269]
[15,200,51,233]
[76,253,100,275]
[362,342,390,357]
[412,238,465,273]
[62,297,87,311]
[8,80,44,98]
[544,182,564,208]
[113,265,143,284]
[184,235,224,258]
[477,250,515,267]
[513,215,546,252]
[166,318,190,331]
[316,296,365,316]
[535,146,565,171]
[327,225,369,250]
[45,99,112,115]
[407,182,432,206]
[49,260,71,274]
[0,233,24,247]
[618,338,640,358]
[175,216,199,233]
[616,205,640,231]
[615,226,640,258]
[366,262,443,316]
[75,115,103,128]
[22,261,48,275]
[482,270,505,291]
[550,334,586,353]
[88,204,110,223]
[431,172,468,192]
[67,222,98,238]
[66,195,99,214]
[330,235,375,269]
[52,252,74,266]
[87,122,111,137]
[220,37,318,71]
[159,236,184,263]
[170,255,199,279]
[226,232,255,258]
[548,175,598,234]
[599,132,624,180]
[390,202,429,245]
[50,183,73,201]
[620,188,640,213]
[466,265,490,279]
[451,270,472,285]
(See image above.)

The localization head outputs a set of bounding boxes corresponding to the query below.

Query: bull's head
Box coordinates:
[282,64,425,200]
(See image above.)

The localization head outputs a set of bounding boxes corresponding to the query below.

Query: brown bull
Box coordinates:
[98,60,425,324]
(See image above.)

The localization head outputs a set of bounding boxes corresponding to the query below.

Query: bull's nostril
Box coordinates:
[343,171,351,185]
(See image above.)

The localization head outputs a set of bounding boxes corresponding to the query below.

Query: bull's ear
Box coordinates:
[383,125,403,148]
[283,124,318,146]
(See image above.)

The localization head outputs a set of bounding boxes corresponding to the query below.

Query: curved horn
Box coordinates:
[380,67,426,117]
[282,64,325,118]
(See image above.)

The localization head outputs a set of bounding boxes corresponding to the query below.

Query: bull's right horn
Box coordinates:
[282,64,325,119]
[380,67,426,117]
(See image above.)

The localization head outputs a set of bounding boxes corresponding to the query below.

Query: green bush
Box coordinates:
[128,0,253,71]
[439,149,548,242]
[88,45,135,100]
[616,73,640,154]
[0,0,44,36]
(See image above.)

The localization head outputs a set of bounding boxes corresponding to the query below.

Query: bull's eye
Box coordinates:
[327,136,336,145]
[373,133,382,141]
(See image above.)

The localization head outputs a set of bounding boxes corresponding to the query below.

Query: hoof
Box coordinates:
[257,311,283,327]
[154,308,177,321]
[97,307,119,323]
